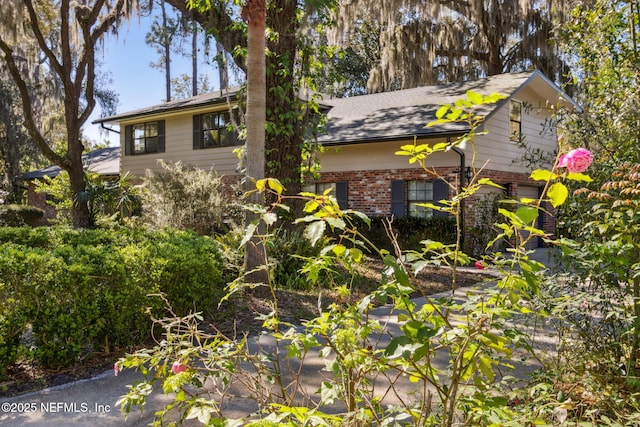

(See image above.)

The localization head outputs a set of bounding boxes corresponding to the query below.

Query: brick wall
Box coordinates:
[314,166,556,245]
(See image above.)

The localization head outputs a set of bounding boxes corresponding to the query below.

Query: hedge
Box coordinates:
[0,226,227,371]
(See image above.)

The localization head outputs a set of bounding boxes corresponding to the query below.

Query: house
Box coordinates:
[94,71,579,248]
[21,146,120,224]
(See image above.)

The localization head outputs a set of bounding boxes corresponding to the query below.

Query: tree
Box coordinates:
[145,0,180,101]
[559,0,640,163]
[0,0,138,227]
[330,0,574,93]
[167,0,328,201]
[241,0,267,283]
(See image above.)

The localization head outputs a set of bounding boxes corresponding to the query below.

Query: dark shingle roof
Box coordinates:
[93,88,239,124]
[21,147,120,180]
[317,71,574,145]
[93,71,577,146]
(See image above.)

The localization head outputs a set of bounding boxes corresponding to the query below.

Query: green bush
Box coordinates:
[0,226,227,370]
[363,215,457,252]
[0,204,44,226]
[140,160,242,235]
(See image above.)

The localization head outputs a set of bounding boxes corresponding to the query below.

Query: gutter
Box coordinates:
[450,145,466,250]
[100,122,120,134]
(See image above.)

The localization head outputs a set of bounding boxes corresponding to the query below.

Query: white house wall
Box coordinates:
[119,114,240,178]
[475,86,557,174]
[318,139,461,173]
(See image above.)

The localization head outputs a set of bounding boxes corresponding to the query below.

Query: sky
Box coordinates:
[83,13,220,146]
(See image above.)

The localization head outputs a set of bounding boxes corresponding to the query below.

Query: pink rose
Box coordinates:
[474,261,485,270]
[558,148,592,173]
[172,361,187,375]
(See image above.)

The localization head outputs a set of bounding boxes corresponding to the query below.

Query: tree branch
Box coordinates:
[0,37,68,169]
[165,0,247,71]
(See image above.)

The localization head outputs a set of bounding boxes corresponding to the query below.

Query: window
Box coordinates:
[391,179,448,218]
[124,121,165,155]
[303,181,348,209]
[407,180,434,218]
[193,111,240,149]
[509,100,522,143]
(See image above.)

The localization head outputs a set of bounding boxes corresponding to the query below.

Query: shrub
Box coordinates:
[362,215,457,252]
[0,204,44,226]
[0,226,227,370]
[140,160,242,235]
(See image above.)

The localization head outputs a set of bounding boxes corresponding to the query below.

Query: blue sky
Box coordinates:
[84,13,221,146]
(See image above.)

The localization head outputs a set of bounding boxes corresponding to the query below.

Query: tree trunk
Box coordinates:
[264,0,303,200]
[242,0,268,284]
[192,19,198,96]
[162,0,172,102]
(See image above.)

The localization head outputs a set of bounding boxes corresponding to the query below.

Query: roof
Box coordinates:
[317,70,579,145]
[93,88,239,124]
[93,71,579,146]
[21,147,120,180]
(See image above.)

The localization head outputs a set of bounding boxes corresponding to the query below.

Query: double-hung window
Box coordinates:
[407,180,435,218]
[391,179,448,218]
[193,110,240,149]
[124,121,165,155]
[303,181,349,209]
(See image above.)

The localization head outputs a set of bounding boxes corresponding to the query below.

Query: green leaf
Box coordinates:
[467,90,483,105]
[266,178,285,194]
[435,105,450,119]
[478,354,495,382]
[530,169,558,181]
[477,178,504,189]
[515,206,539,224]
[349,248,363,263]
[548,182,569,208]
[566,172,593,182]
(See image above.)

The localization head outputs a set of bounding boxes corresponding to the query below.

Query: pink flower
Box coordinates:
[114,362,120,376]
[172,361,187,375]
[474,261,485,270]
[558,148,592,173]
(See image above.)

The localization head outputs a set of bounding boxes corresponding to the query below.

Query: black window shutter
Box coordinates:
[193,115,202,150]
[433,179,449,217]
[157,120,165,153]
[335,181,348,209]
[124,125,133,155]
[391,180,405,218]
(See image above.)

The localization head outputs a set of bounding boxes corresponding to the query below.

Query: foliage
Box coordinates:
[362,215,457,253]
[0,226,227,370]
[551,163,640,383]
[0,204,44,226]
[116,90,588,426]
[465,192,507,257]
[0,0,137,227]
[140,160,242,235]
[560,0,640,164]
[328,1,573,93]
[35,170,140,227]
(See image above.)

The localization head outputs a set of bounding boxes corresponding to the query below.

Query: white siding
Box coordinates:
[318,138,460,173]
[474,86,557,174]
[120,114,241,178]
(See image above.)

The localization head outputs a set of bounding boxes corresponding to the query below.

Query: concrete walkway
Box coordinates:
[0,249,559,426]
